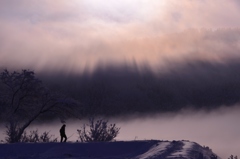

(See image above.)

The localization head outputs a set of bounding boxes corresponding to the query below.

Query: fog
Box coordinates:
[1,106,239,158]
[117,106,240,159]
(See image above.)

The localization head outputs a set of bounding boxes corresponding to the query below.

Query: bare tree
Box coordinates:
[0,69,79,143]
[77,118,120,142]
[20,129,58,143]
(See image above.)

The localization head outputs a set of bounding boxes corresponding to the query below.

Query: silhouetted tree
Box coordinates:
[228,155,238,159]
[21,129,58,143]
[0,69,79,143]
[77,118,120,142]
[211,154,218,159]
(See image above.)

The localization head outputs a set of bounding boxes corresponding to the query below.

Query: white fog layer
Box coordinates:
[1,105,239,158]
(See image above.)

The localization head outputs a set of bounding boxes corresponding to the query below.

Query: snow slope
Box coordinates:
[0,140,218,159]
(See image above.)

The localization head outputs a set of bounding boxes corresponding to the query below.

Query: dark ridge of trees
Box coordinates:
[37,58,240,118]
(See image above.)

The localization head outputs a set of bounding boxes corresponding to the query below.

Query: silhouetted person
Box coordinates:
[60,124,67,142]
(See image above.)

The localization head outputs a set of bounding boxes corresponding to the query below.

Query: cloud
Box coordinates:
[34,58,240,118]
[0,0,240,72]
[163,0,240,29]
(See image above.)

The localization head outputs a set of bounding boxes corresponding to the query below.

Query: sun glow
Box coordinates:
[79,0,165,22]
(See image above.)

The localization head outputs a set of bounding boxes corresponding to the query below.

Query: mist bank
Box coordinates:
[116,105,240,159]
[1,105,239,158]
[1,57,240,119]
[33,58,240,117]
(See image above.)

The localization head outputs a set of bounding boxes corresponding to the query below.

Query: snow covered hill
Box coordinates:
[0,140,218,159]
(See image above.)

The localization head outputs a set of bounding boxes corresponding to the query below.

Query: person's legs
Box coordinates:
[60,136,63,142]
[63,135,67,142]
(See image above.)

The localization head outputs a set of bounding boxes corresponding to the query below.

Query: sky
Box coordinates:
[1,0,240,73]
[1,1,240,158]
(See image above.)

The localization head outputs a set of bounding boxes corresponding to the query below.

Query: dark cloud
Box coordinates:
[38,58,240,117]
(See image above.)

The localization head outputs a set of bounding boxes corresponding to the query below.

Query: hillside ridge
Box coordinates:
[0,140,218,159]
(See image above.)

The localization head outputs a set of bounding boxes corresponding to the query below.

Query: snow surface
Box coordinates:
[168,141,194,158]
[0,140,218,159]
[136,142,170,159]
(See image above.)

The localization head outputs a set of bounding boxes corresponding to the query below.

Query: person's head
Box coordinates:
[63,124,66,127]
